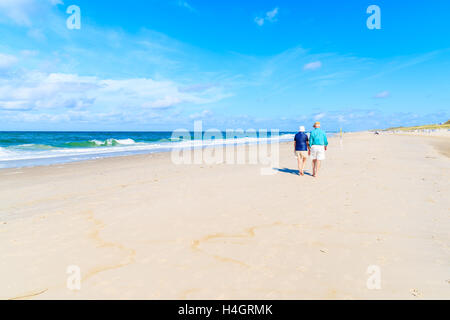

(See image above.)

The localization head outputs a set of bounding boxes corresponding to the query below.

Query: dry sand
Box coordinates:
[0,132,449,300]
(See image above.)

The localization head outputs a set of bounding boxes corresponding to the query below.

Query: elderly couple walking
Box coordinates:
[294,122,328,177]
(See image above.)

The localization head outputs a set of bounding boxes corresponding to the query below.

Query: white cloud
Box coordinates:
[254,17,265,26]
[303,61,322,71]
[0,100,29,110]
[0,0,61,26]
[20,49,39,56]
[27,28,46,41]
[266,7,279,22]
[0,71,230,116]
[0,53,18,69]
[0,0,34,26]
[313,112,326,120]
[179,83,215,93]
[374,91,390,99]
[255,7,279,26]
[142,96,182,109]
[177,1,196,13]
[189,109,212,120]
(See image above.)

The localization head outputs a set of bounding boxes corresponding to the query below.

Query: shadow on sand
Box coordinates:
[274,168,313,176]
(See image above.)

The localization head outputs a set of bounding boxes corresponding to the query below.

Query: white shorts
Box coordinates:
[310,145,325,160]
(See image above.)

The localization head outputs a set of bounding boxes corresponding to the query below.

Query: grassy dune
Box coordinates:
[384,120,450,131]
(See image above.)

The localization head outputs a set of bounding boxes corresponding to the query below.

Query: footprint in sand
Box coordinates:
[410,288,422,297]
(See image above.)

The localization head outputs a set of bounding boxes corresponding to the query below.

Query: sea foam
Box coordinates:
[0,134,294,168]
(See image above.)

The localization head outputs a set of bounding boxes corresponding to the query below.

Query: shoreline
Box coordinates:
[0,133,296,170]
[3,130,449,172]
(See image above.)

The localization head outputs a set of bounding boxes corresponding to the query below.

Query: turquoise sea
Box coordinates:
[0,131,298,168]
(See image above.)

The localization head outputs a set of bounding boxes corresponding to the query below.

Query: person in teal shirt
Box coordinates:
[308,122,328,177]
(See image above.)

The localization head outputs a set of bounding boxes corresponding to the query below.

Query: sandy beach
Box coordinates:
[0,132,449,300]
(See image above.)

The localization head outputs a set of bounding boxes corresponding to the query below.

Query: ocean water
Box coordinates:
[0,131,296,168]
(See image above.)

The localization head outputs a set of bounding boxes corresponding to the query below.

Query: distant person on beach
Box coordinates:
[294,126,309,176]
[309,122,328,177]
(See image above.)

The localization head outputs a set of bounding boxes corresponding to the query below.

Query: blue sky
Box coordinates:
[0,0,449,131]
